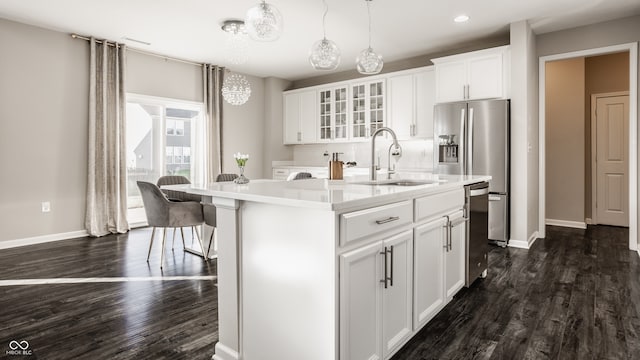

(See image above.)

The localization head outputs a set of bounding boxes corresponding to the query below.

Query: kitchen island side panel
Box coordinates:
[240,201,338,360]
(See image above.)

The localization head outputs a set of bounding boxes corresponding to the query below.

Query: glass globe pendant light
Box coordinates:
[309,0,340,71]
[222,72,252,106]
[356,0,383,75]
[221,20,249,65]
[245,0,283,41]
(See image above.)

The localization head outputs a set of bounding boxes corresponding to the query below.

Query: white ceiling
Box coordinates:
[1,0,639,81]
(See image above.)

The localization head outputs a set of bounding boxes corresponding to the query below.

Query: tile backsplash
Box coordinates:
[290,139,434,171]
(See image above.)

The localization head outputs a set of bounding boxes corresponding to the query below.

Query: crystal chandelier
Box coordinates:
[222,72,252,106]
[309,0,340,70]
[221,20,249,65]
[245,0,283,42]
[356,0,383,75]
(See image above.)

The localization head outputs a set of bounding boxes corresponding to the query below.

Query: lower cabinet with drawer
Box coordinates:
[339,229,413,360]
[339,188,467,360]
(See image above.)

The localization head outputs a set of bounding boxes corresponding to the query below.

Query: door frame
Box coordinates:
[591,91,630,225]
[539,42,638,251]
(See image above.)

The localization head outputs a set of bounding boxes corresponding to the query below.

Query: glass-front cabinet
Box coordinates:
[351,80,385,140]
[318,86,349,142]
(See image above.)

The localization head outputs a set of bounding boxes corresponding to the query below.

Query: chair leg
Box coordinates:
[160,228,167,268]
[206,228,215,258]
[180,227,186,248]
[172,227,177,249]
[193,226,207,261]
[147,227,156,262]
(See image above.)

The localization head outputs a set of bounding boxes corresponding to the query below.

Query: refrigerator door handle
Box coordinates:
[460,108,466,173]
[468,107,474,175]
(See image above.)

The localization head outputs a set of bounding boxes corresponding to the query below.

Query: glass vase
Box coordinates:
[234,165,250,184]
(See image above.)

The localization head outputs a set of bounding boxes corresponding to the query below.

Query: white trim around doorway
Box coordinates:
[538,42,638,251]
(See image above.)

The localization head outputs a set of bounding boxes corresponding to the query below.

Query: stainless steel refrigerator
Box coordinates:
[434,99,510,246]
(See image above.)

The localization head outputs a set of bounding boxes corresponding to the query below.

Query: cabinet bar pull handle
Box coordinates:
[443,215,450,251]
[380,248,388,289]
[448,222,453,251]
[375,216,400,225]
[388,245,394,287]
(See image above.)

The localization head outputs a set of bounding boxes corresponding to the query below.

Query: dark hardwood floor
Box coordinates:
[392,225,640,360]
[0,227,217,359]
[0,225,638,359]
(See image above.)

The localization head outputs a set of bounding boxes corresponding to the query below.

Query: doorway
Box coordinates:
[539,43,638,251]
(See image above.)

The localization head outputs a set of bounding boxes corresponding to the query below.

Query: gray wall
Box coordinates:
[0,18,89,242]
[545,58,586,223]
[0,17,274,243]
[263,77,294,174]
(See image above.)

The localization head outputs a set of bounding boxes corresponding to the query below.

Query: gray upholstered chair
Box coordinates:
[157,175,201,202]
[216,173,238,182]
[291,172,313,180]
[137,181,206,267]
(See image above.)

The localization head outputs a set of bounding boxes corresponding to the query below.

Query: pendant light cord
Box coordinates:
[366,0,372,48]
[322,0,328,39]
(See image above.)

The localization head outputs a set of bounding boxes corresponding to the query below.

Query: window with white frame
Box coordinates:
[125,94,205,224]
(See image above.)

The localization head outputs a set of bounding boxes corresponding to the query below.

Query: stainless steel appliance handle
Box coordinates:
[460,108,465,172]
[468,107,474,174]
[470,187,489,196]
[380,247,388,288]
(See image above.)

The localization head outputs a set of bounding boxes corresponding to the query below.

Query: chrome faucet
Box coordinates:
[387,143,402,179]
[370,127,401,181]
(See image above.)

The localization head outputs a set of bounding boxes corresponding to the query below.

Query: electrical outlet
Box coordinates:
[41,201,51,213]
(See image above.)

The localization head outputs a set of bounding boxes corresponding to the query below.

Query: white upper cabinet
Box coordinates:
[388,67,435,140]
[351,80,386,140]
[432,45,510,103]
[283,90,317,144]
[318,86,349,142]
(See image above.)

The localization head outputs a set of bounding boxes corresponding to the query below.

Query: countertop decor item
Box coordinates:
[233,152,250,184]
[309,0,340,70]
[245,0,283,41]
[222,72,251,105]
[355,0,383,75]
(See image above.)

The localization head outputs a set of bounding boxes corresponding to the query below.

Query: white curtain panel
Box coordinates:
[85,38,129,236]
[203,65,224,183]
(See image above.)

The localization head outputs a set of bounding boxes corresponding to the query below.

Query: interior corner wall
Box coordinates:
[264,77,293,177]
[526,23,539,240]
[222,75,266,179]
[0,18,89,242]
[584,52,630,219]
[546,58,586,223]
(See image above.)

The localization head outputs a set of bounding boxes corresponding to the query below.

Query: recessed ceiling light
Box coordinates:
[454,15,469,23]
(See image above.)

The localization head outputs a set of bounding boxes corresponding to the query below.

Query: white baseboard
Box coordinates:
[0,230,89,250]
[546,219,587,229]
[585,218,593,225]
[508,231,539,250]
[508,239,529,249]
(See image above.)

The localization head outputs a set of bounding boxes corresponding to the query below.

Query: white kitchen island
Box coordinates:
[165,173,490,360]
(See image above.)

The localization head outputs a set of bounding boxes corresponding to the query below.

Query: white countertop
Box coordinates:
[163,173,491,211]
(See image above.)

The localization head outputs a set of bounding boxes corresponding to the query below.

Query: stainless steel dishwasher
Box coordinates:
[465,182,489,287]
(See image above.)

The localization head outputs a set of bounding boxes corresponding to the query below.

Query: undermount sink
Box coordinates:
[352,179,441,186]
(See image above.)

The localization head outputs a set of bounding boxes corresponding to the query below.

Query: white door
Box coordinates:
[388,73,414,139]
[415,68,436,138]
[435,60,466,103]
[283,93,300,144]
[467,53,503,100]
[413,218,446,330]
[340,241,383,360]
[445,210,466,300]
[299,90,318,143]
[595,95,630,226]
[382,230,413,358]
